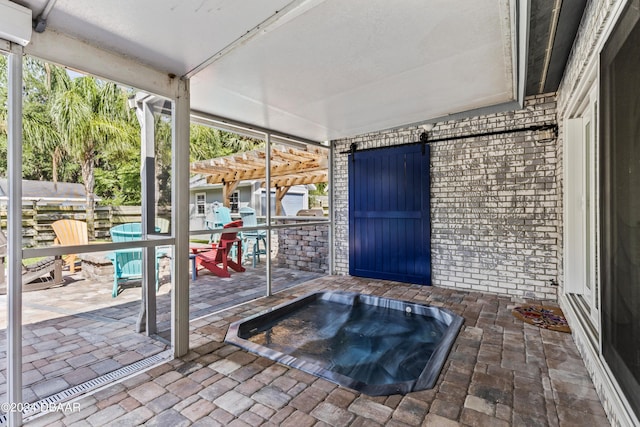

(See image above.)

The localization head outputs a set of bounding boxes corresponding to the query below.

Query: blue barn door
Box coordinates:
[349,143,431,285]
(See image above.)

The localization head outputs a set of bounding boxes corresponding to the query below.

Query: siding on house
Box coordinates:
[189,180,310,233]
[333,94,559,299]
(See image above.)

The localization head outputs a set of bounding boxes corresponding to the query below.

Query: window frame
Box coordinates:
[229,191,239,213]
[564,81,600,329]
[195,192,206,216]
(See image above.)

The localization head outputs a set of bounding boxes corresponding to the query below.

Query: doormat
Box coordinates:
[512,304,571,333]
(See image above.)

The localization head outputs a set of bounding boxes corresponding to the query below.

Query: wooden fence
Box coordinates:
[0,203,170,247]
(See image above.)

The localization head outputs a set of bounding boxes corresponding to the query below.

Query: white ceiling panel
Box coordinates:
[17,0,294,75]
[15,0,521,141]
[191,0,517,140]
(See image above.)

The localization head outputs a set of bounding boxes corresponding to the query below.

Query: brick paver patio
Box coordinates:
[0,260,322,410]
[23,276,609,426]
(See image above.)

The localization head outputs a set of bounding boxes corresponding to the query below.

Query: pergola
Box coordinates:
[190,145,328,215]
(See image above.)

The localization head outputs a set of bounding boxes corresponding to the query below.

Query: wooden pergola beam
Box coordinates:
[275,186,290,216]
[262,171,328,188]
[203,158,327,185]
[221,180,240,208]
[192,146,329,206]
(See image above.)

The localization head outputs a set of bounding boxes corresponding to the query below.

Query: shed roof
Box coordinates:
[0,179,94,202]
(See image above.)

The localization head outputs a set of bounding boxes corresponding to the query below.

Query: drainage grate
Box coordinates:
[0,350,171,425]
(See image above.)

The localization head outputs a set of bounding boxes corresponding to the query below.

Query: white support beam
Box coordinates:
[25,29,177,98]
[265,134,272,297]
[328,142,335,275]
[517,0,530,106]
[7,42,23,427]
[171,78,190,357]
[184,0,327,78]
[190,110,322,147]
[138,99,157,335]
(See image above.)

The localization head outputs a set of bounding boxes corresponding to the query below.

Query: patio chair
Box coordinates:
[205,204,232,243]
[155,217,170,234]
[108,223,165,297]
[0,230,63,294]
[239,207,267,267]
[20,257,64,291]
[110,222,142,241]
[51,219,88,272]
[196,220,245,278]
[112,222,164,237]
[296,208,324,217]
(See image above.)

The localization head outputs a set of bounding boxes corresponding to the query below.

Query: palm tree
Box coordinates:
[189,123,227,161]
[0,57,68,181]
[50,73,137,236]
[223,132,264,153]
[152,114,172,207]
[21,59,68,182]
[189,123,263,161]
[1,58,139,236]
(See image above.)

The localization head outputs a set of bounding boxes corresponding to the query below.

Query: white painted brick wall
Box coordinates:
[333,95,559,300]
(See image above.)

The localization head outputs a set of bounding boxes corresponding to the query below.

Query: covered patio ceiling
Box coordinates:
[13,0,585,142]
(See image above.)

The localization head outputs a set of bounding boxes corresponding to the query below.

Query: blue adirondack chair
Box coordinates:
[111,222,142,242]
[205,204,233,243]
[239,207,267,267]
[108,223,165,297]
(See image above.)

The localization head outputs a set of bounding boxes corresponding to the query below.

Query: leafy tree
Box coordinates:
[9,58,138,234]
[309,182,328,195]
[189,123,263,161]
[1,57,139,212]
[50,74,137,233]
[154,115,172,207]
[0,56,63,180]
[189,124,228,161]
[22,59,69,182]
[94,160,141,205]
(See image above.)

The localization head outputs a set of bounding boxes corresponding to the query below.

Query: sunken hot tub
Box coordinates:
[225,291,464,395]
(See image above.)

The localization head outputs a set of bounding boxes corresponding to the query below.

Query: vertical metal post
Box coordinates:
[265,133,272,296]
[7,43,23,427]
[138,98,156,335]
[171,78,190,357]
[328,142,334,275]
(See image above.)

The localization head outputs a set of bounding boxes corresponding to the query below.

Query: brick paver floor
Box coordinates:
[0,260,322,409]
[25,276,609,426]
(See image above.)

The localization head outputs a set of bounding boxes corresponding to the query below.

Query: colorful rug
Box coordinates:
[512,304,571,333]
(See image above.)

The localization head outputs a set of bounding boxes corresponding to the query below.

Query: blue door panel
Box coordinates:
[349,143,431,285]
